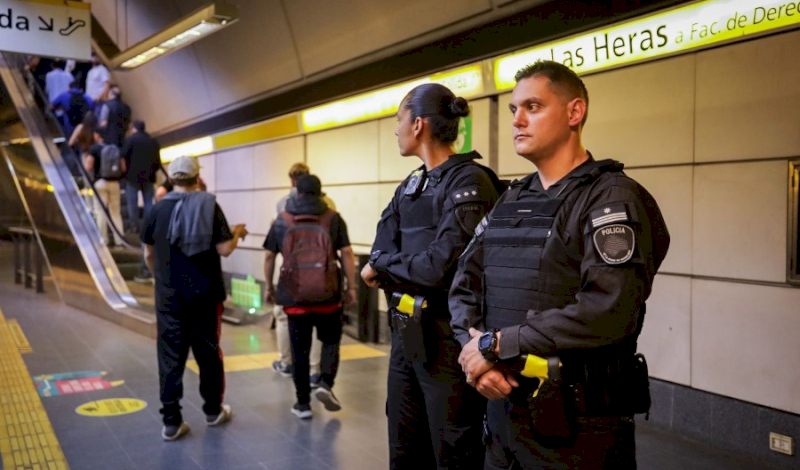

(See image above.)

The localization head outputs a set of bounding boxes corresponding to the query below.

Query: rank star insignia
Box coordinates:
[463,192,469,197]
[471,190,477,195]
[455,194,462,199]
[604,207,611,214]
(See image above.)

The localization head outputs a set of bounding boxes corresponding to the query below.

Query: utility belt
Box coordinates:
[508,353,651,441]
[388,292,451,363]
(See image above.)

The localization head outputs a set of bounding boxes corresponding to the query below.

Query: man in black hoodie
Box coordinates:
[263,174,357,420]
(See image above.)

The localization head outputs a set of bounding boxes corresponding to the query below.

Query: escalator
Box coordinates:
[0,51,157,337]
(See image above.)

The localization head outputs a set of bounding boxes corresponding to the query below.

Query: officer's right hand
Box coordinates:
[361,264,380,288]
[474,366,519,400]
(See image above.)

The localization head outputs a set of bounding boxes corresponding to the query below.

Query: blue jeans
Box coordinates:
[126,181,154,232]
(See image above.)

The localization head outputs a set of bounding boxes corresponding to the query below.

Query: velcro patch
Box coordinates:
[589,203,629,229]
[451,185,482,205]
[593,224,635,265]
[474,215,489,237]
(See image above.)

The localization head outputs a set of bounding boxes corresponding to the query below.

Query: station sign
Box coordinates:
[0,0,91,60]
[495,0,800,89]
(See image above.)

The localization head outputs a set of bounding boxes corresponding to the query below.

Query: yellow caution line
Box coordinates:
[6,320,32,354]
[187,343,387,374]
[0,309,70,470]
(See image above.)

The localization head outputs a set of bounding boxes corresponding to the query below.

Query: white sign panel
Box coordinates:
[0,0,91,60]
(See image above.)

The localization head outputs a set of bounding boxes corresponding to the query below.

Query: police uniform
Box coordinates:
[370,151,502,470]
[449,156,670,469]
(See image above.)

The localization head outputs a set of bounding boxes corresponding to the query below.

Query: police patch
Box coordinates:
[593,224,635,265]
[451,185,482,205]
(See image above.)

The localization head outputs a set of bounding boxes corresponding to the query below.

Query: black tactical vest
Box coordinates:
[483,162,648,415]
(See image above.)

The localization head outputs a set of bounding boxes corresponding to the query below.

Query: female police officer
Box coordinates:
[361,83,502,470]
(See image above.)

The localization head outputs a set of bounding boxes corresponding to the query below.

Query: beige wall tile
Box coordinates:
[582,55,695,166]
[251,189,292,235]
[198,154,217,194]
[626,166,692,274]
[693,161,787,282]
[216,192,254,233]
[378,117,420,182]
[471,98,491,161]
[323,184,381,247]
[638,275,691,385]
[252,137,306,189]
[692,279,800,414]
[308,122,380,185]
[696,30,800,162]
[215,146,255,192]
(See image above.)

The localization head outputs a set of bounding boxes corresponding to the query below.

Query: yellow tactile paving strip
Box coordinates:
[7,320,32,354]
[186,343,387,374]
[0,309,69,470]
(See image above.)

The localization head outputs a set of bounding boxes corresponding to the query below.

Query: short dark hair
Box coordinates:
[132,120,145,132]
[296,174,322,196]
[172,175,198,187]
[402,83,470,144]
[515,60,589,126]
[69,81,79,89]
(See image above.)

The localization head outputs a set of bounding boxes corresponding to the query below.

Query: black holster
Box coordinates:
[389,294,428,363]
[528,358,575,441]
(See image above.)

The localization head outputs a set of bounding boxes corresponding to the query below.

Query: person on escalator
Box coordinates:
[84,128,126,248]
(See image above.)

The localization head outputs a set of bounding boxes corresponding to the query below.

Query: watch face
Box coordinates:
[478,332,492,351]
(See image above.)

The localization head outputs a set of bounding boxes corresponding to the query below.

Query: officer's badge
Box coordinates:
[593,224,635,265]
[404,169,426,198]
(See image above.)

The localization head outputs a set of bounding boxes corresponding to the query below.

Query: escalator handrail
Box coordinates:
[16,56,138,251]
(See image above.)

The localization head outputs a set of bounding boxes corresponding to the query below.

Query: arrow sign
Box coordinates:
[0,0,91,60]
[37,16,52,32]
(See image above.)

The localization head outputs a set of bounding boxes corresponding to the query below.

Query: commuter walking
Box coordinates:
[83,128,126,247]
[450,60,671,469]
[141,156,248,441]
[121,120,161,232]
[51,81,93,139]
[263,174,357,420]
[45,61,74,105]
[361,83,503,470]
[85,52,110,102]
[271,162,336,383]
[98,86,132,148]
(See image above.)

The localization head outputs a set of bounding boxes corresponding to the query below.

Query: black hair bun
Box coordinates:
[449,97,470,118]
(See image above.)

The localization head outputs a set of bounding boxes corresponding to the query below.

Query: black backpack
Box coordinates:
[66,91,90,127]
[97,144,123,180]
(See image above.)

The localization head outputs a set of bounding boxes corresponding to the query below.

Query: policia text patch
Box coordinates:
[593,224,635,265]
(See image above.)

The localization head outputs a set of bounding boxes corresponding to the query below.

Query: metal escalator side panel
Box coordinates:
[0,53,154,335]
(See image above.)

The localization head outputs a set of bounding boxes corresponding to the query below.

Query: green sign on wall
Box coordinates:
[454,114,472,153]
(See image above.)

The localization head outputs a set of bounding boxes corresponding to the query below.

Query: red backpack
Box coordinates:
[278,210,341,306]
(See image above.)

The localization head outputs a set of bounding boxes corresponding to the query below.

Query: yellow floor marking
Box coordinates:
[186,343,387,374]
[0,309,69,470]
[7,320,32,354]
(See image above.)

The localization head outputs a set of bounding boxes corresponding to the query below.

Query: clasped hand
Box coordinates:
[458,328,518,400]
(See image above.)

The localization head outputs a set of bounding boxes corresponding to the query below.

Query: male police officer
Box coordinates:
[450,60,670,468]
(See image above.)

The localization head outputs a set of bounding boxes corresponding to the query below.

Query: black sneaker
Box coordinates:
[162,422,190,441]
[272,360,293,378]
[310,374,321,389]
[206,404,232,426]
[314,384,341,412]
[291,403,312,420]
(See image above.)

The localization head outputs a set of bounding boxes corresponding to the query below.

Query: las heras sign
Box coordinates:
[0,0,91,60]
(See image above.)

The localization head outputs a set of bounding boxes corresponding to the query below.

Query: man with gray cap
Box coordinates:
[141,156,248,441]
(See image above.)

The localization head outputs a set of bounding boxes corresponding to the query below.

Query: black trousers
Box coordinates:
[287,310,343,405]
[157,300,225,426]
[387,330,485,470]
[485,399,636,470]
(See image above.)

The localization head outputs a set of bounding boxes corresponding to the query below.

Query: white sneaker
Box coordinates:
[162,422,190,441]
[206,404,232,426]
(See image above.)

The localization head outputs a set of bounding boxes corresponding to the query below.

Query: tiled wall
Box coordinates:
[205,29,800,415]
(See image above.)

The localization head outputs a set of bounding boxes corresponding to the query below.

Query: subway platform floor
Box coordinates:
[0,279,776,470]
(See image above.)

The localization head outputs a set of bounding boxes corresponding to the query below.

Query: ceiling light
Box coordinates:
[110,3,238,70]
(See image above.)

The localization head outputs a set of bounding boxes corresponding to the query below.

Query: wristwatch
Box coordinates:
[478,329,500,363]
